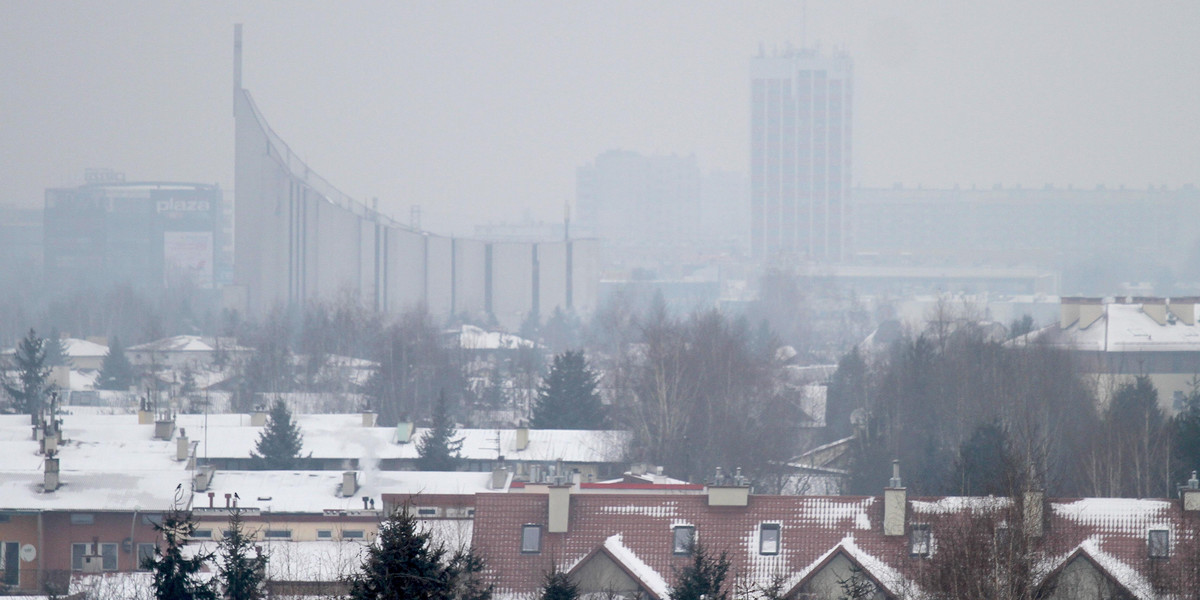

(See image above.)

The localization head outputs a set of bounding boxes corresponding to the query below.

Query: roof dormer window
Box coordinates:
[1149,529,1170,559]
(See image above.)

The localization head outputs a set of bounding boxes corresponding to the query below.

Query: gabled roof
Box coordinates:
[471,493,893,598]
[1039,543,1146,600]
[782,537,907,599]
[471,491,1200,600]
[564,534,671,599]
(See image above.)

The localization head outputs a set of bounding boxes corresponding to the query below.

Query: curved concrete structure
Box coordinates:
[231,26,594,329]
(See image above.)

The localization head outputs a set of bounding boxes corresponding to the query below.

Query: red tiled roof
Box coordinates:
[471,492,1200,599]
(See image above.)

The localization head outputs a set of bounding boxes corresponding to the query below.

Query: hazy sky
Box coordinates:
[2,2,1197,234]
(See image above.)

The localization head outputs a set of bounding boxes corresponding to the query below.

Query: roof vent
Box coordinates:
[889,460,903,488]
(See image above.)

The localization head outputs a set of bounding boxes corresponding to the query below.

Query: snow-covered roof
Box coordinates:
[0,412,629,472]
[0,468,191,511]
[178,413,627,464]
[64,338,110,358]
[128,335,251,354]
[1041,301,1200,352]
[1,337,108,358]
[454,325,537,350]
[195,470,504,514]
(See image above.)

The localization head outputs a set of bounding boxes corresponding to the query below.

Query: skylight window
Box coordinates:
[910,524,931,557]
[759,523,781,555]
[521,524,542,553]
[673,526,696,555]
[1149,529,1170,558]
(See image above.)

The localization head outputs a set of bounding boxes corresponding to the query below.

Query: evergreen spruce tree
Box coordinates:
[144,506,217,600]
[250,398,304,469]
[668,543,730,600]
[530,351,605,430]
[43,329,70,367]
[417,391,462,471]
[217,508,267,600]
[347,506,491,600]
[2,329,52,418]
[538,566,579,600]
[97,335,136,390]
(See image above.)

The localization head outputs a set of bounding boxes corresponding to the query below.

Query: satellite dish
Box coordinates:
[20,544,37,562]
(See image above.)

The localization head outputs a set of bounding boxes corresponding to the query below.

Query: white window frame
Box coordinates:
[71,543,88,571]
[910,524,932,557]
[672,526,696,555]
[759,523,781,555]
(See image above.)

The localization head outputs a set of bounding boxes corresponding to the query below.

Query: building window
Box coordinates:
[1149,529,1170,558]
[521,525,542,553]
[264,530,292,539]
[137,543,157,570]
[417,508,438,516]
[192,529,213,539]
[72,543,88,570]
[673,526,696,555]
[101,543,118,571]
[342,530,365,539]
[70,513,94,525]
[759,524,781,555]
[317,530,333,539]
[910,524,932,557]
[1,542,17,585]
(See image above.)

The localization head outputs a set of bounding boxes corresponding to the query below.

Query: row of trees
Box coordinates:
[827,317,1200,498]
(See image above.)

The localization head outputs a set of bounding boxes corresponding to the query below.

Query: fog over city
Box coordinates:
[6,4,1200,599]
[2,2,1197,232]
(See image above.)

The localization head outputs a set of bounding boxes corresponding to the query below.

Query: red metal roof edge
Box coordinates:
[579,482,705,490]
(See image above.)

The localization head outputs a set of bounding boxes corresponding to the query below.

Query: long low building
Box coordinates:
[472,479,1200,600]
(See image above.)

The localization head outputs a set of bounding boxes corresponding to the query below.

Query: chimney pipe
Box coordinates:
[1184,471,1200,512]
[548,484,570,533]
[362,496,369,510]
[176,430,190,461]
[516,424,530,451]
[44,457,60,492]
[883,460,907,536]
[208,492,215,508]
[225,493,231,508]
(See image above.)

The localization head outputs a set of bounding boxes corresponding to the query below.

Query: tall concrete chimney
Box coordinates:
[233,24,243,104]
[362,410,377,427]
[342,471,358,497]
[516,425,530,451]
[883,460,906,536]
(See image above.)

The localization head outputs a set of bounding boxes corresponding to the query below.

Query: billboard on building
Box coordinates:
[163,231,214,288]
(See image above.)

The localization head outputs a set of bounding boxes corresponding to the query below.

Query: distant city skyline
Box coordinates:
[1,2,1197,236]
